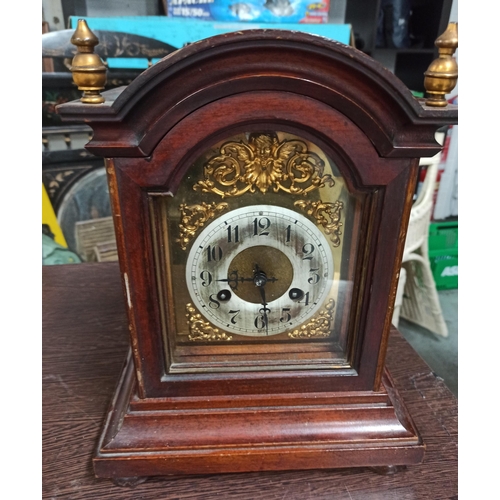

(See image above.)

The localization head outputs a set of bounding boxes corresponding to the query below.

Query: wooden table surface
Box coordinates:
[42,262,458,500]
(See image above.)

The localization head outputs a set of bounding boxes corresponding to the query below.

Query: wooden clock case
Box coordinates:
[57,30,457,481]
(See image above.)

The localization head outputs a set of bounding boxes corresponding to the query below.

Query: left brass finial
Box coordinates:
[70,19,107,104]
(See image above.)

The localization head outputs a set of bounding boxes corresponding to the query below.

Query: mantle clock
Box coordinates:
[57,20,458,484]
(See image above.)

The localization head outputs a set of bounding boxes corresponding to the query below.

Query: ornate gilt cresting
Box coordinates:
[194,133,334,198]
[424,22,458,107]
[69,19,107,104]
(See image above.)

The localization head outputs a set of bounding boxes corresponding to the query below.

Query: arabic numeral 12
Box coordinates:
[253,217,270,236]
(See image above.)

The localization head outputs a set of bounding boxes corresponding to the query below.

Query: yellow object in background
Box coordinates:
[42,184,67,247]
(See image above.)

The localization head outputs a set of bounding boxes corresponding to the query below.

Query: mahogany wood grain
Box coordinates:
[43,263,457,499]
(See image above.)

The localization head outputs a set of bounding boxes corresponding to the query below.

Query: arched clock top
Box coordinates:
[57,28,457,159]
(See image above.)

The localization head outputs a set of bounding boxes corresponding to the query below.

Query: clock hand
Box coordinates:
[216,270,278,291]
[254,265,270,335]
[259,287,269,336]
[216,270,254,290]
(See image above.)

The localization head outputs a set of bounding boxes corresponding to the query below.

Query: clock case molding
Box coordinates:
[57,30,457,480]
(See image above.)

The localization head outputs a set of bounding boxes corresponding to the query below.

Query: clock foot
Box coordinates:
[112,476,148,487]
[369,465,407,475]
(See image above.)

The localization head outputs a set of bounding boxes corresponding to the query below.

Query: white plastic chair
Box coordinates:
[392,147,448,337]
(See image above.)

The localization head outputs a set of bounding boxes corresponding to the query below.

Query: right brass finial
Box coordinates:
[69,19,107,104]
[424,23,458,107]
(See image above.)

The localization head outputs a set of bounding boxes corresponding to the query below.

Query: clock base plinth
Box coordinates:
[94,351,424,480]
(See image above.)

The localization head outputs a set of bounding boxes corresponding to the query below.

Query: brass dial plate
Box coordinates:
[229,246,293,304]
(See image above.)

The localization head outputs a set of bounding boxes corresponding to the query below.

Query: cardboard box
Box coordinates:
[167,0,330,24]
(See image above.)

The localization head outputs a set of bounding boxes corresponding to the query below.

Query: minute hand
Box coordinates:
[254,265,271,335]
[258,285,270,336]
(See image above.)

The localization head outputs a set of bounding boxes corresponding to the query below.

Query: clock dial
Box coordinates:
[186,205,334,336]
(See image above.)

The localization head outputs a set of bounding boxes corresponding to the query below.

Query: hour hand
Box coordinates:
[217,269,278,291]
[216,270,253,290]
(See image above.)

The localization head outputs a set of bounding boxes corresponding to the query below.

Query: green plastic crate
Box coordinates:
[428,221,458,290]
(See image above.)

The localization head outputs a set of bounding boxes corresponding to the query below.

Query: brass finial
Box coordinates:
[424,23,458,107]
[69,19,107,104]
